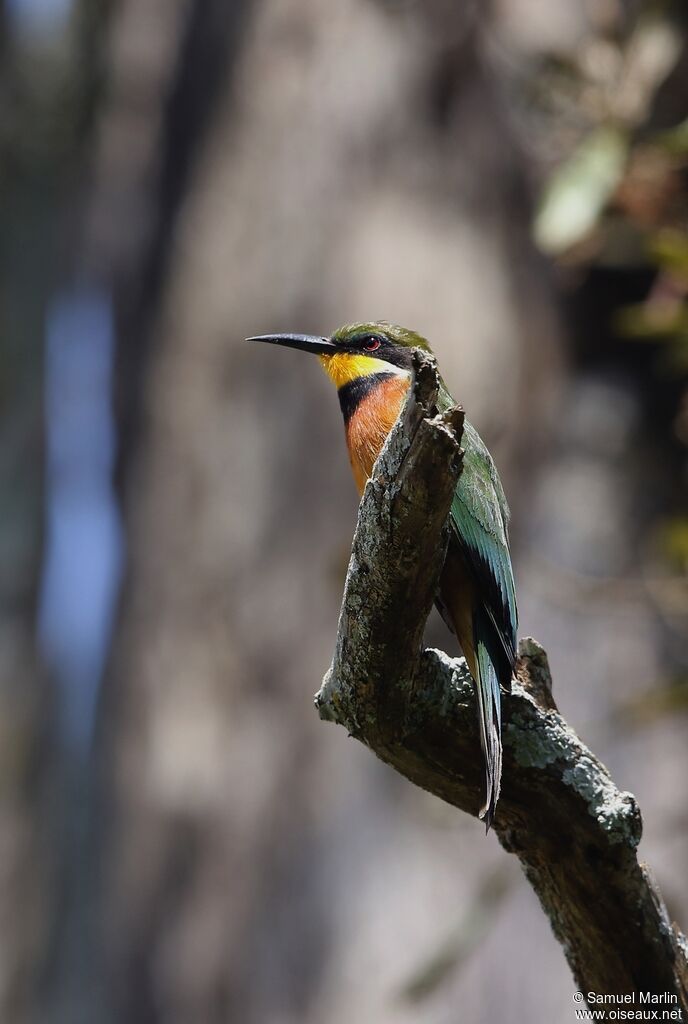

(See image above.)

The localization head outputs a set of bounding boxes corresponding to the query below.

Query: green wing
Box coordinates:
[437,384,517,666]
[450,419,517,668]
[437,386,517,828]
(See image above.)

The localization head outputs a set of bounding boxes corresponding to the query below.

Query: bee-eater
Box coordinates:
[248,322,517,829]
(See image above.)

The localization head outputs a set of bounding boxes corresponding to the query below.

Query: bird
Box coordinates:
[248,322,517,829]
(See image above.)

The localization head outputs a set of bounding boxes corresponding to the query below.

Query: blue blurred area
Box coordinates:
[38,286,123,749]
[5,0,72,36]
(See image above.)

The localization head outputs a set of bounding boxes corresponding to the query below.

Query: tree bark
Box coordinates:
[316,350,688,1010]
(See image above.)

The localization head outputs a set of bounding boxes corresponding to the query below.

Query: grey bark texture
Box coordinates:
[316,350,688,1011]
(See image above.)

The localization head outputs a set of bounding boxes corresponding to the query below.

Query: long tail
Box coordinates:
[436,557,512,831]
[473,605,508,832]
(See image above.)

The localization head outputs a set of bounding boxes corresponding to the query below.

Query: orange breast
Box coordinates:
[345,376,410,495]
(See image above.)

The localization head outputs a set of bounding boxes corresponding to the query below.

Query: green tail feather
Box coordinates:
[474,607,504,832]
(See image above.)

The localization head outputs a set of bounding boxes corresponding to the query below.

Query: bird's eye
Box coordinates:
[361,335,382,352]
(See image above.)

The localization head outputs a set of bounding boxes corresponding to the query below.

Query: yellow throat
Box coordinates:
[318,352,392,389]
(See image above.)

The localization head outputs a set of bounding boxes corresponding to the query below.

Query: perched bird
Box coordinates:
[248,322,517,829]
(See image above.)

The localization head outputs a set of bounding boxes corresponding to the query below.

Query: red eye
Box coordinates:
[362,336,381,351]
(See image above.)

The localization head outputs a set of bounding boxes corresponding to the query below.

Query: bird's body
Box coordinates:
[249,322,517,829]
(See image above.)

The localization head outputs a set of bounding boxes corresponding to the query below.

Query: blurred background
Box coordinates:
[1,0,687,1022]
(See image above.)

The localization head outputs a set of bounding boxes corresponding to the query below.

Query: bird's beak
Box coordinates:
[246,333,337,356]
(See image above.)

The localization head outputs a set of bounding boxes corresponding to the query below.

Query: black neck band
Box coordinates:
[337,372,397,423]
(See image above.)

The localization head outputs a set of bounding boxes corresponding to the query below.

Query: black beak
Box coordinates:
[246,333,337,356]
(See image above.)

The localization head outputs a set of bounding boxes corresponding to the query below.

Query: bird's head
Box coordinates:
[248,321,431,389]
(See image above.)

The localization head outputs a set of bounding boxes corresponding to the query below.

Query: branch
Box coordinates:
[315,351,688,1008]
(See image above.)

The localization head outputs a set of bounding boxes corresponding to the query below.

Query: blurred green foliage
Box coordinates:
[529,3,688,709]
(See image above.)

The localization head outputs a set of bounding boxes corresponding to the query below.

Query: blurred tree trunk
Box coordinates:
[0,3,143,1021]
[0,189,52,1024]
[99,3,564,1023]
[0,30,62,1024]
